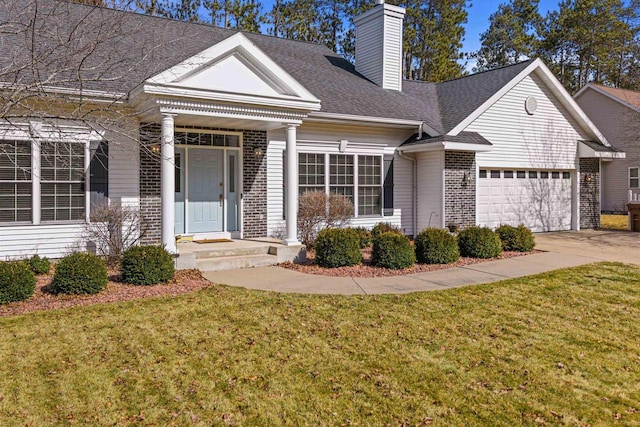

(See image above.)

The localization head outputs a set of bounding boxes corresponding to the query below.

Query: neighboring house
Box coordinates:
[0,0,623,260]
[575,84,640,213]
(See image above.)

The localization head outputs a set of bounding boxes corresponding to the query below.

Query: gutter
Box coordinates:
[307,111,431,129]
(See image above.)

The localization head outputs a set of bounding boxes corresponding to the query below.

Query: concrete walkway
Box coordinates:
[202,230,638,295]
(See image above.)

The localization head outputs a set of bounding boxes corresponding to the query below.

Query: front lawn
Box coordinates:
[601,214,629,230]
[1,263,639,425]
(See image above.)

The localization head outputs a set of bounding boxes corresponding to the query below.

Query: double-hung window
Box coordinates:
[298,153,325,195]
[630,167,639,189]
[41,141,86,222]
[298,152,387,217]
[329,154,354,203]
[0,140,32,223]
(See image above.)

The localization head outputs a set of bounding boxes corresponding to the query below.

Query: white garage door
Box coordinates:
[478,169,573,232]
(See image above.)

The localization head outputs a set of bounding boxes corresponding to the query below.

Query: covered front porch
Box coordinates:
[131,32,322,258]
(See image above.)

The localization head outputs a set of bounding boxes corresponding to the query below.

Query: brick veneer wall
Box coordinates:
[139,124,162,245]
[580,158,600,229]
[137,125,268,242]
[444,151,476,229]
[241,130,268,238]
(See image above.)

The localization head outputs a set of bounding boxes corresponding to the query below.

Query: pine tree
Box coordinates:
[539,0,639,92]
[474,0,542,71]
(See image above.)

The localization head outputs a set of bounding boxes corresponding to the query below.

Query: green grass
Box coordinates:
[601,214,629,230]
[2,263,640,425]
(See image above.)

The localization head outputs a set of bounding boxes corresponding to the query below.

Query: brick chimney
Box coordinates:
[354,0,406,91]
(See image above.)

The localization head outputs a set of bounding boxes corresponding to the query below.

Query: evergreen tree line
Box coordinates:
[77,0,640,91]
[474,0,640,92]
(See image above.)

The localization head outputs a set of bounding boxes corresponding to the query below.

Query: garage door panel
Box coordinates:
[478,169,572,232]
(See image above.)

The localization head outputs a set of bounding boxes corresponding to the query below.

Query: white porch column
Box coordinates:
[284,124,300,245]
[161,113,177,253]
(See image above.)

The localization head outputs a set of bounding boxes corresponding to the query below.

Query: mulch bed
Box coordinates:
[0,269,212,317]
[280,248,543,278]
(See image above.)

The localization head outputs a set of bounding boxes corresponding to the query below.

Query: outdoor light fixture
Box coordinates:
[463,172,471,184]
[585,174,593,183]
[150,144,161,153]
[254,146,263,157]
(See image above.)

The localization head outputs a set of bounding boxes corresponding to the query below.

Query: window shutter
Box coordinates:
[89,140,109,219]
[383,156,394,216]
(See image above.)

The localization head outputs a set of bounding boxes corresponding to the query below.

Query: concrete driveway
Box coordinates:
[534,229,640,265]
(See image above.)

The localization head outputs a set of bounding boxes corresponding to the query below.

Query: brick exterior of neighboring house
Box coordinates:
[138,125,268,244]
[580,158,601,230]
[444,151,476,229]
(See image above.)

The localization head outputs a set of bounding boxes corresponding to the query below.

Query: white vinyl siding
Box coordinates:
[354,12,385,87]
[472,72,586,170]
[382,13,403,91]
[394,153,414,236]
[576,88,640,212]
[416,151,444,231]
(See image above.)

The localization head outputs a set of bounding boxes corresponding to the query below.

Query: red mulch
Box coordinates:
[0,269,212,317]
[280,248,543,278]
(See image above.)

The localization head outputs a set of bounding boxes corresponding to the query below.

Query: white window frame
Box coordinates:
[630,167,639,189]
[0,122,102,226]
[297,151,385,218]
[0,139,33,225]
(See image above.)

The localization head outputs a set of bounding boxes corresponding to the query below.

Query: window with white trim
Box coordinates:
[630,167,639,188]
[0,140,32,223]
[358,155,382,216]
[297,152,387,217]
[41,140,86,222]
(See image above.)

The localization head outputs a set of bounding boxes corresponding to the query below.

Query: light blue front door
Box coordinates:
[188,148,223,233]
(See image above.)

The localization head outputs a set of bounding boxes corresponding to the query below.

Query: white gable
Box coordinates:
[177,53,287,97]
[144,33,320,111]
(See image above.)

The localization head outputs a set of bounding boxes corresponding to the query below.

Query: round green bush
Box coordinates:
[350,227,372,249]
[121,245,175,285]
[415,228,460,264]
[496,224,536,252]
[457,226,502,259]
[315,228,362,268]
[51,252,108,295]
[371,222,402,241]
[28,254,51,275]
[0,261,36,304]
[371,232,416,270]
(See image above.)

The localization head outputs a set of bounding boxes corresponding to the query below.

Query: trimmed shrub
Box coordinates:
[315,228,362,268]
[415,228,460,264]
[371,222,402,241]
[371,232,416,270]
[351,227,372,249]
[457,226,502,259]
[0,261,36,304]
[496,224,536,252]
[51,252,108,295]
[28,254,51,275]
[121,245,174,285]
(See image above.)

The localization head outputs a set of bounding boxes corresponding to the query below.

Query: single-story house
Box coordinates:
[575,84,639,212]
[0,0,623,261]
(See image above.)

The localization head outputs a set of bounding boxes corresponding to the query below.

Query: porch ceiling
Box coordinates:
[173,114,285,131]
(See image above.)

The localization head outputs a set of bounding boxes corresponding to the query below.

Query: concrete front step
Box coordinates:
[196,253,278,271]
[193,245,272,259]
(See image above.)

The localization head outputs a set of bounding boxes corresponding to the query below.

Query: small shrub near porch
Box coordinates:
[415,228,460,264]
[371,222,402,241]
[315,228,362,268]
[457,226,502,259]
[0,261,36,304]
[51,252,108,295]
[371,232,416,270]
[121,245,175,286]
[28,255,51,275]
[495,224,536,252]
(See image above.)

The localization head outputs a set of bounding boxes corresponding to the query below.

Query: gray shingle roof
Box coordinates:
[0,0,538,135]
[579,139,623,153]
